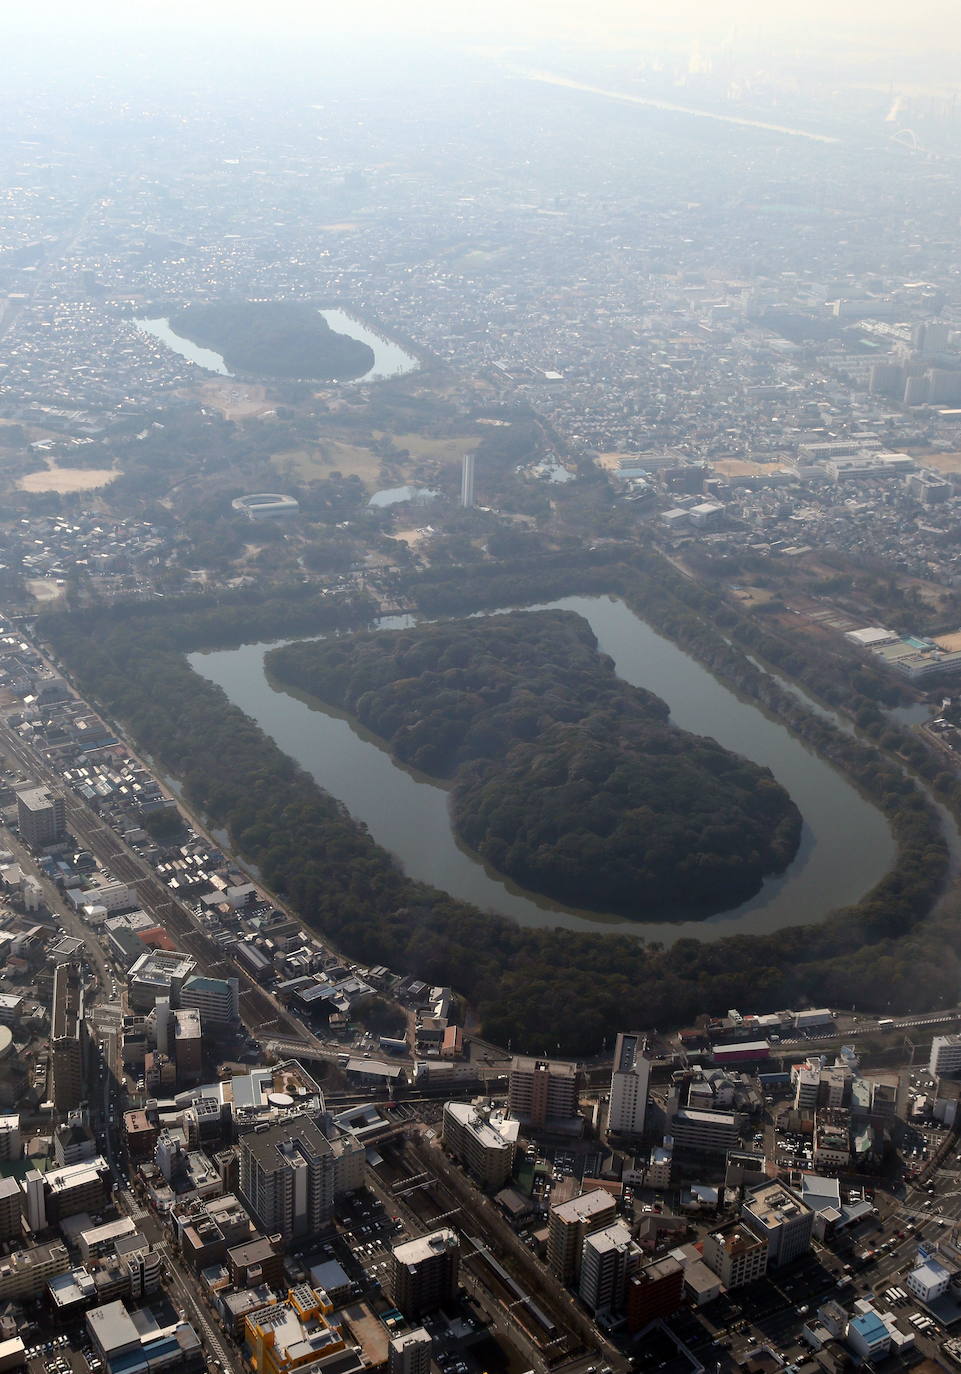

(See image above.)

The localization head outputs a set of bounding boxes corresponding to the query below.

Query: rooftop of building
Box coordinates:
[614,1032,642,1074]
[743,1181,808,1228]
[444,1101,519,1149]
[393,1228,459,1267]
[46,1157,108,1192]
[585,1221,633,1255]
[127,948,196,985]
[240,1112,333,1168]
[551,1189,616,1225]
[510,1055,578,1078]
[710,1224,764,1255]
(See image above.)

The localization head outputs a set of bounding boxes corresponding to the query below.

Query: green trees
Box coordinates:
[268,611,802,917]
[37,546,958,1056]
[168,302,374,381]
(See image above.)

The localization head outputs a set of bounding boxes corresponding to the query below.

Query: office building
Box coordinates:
[578,1221,634,1314]
[667,1106,740,1156]
[0,1114,20,1162]
[0,1178,21,1242]
[906,1257,953,1304]
[23,1170,45,1233]
[127,949,197,1012]
[87,1299,201,1373]
[391,1229,460,1318]
[508,1056,580,1130]
[238,1113,363,1239]
[389,1327,433,1374]
[813,1108,851,1169]
[172,1007,202,1085]
[741,1182,813,1267]
[846,1310,891,1363]
[702,1225,768,1289]
[16,786,65,849]
[51,963,88,1113]
[930,1034,961,1078]
[793,1064,821,1112]
[245,1286,348,1374]
[43,1157,111,1223]
[547,1188,617,1284]
[0,1242,70,1299]
[442,1102,518,1189]
[178,973,240,1026]
[227,1235,286,1290]
[608,1032,650,1137]
[626,1256,685,1331]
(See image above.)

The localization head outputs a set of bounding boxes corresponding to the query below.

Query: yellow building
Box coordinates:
[245,1284,346,1374]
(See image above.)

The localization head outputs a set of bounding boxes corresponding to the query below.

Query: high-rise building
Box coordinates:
[172,1008,202,1085]
[608,1033,650,1137]
[460,453,475,508]
[0,1178,21,1242]
[508,1056,580,1130]
[238,1114,362,1239]
[442,1102,518,1189]
[23,1170,45,1233]
[930,1035,961,1078]
[51,963,88,1113]
[578,1221,635,1314]
[547,1188,617,1284]
[388,1327,433,1374]
[391,1230,460,1318]
[741,1181,813,1267]
[16,786,65,849]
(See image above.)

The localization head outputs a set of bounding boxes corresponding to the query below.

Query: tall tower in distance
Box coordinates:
[460,452,475,508]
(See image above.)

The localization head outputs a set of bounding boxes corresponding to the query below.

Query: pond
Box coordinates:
[189,595,898,945]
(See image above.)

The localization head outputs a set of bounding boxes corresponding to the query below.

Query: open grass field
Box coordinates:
[379,431,477,466]
[272,439,384,488]
[18,462,117,493]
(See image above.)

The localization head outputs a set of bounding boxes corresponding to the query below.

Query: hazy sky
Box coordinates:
[15,0,961,46]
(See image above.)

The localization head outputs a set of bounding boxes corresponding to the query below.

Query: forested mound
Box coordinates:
[268,610,802,916]
[169,301,374,380]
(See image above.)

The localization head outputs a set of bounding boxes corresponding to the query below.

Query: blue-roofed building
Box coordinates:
[847,1309,891,1361]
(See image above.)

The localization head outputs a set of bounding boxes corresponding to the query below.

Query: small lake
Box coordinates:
[134,307,419,383]
[189,595,900,945]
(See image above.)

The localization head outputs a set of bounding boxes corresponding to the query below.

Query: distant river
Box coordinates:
[516,68,842,144]
[189,596,900,946]
[134,308,419,383]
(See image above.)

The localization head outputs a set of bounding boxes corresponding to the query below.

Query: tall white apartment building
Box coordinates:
[608,1032,650,1137]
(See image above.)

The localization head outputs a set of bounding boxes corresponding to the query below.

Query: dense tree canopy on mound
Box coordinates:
[268,610,802,916]
[169,301,374,380]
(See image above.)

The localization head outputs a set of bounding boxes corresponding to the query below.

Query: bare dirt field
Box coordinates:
[188,380,274,420]
[26,579,65,601]
[935,631,961,652]
[392,526,432,547]
[712,458,792,478]
[919,451,961,474]
[730,585,777,607]
[18,462,117,493]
